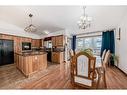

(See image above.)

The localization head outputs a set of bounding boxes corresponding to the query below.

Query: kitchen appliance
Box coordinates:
[0,39,14,66]
[22,42,31,50]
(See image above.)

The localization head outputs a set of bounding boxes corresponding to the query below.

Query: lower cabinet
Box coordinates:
[15,53,47,77]
[52,52,64,64]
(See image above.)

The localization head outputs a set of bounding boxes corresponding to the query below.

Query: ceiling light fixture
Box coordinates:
[24,13,37,32]
[77,6,92,30]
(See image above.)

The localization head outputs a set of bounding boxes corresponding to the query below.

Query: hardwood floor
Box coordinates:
[0,62,127,89]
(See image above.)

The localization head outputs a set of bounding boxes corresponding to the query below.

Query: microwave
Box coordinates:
[22,42,31,50]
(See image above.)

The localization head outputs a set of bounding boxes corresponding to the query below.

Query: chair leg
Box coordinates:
[103,71,107,89]
[96,75,101,89]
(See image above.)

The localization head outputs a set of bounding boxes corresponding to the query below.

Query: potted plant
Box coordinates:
[110,54,119,66]
[83,48,93,56]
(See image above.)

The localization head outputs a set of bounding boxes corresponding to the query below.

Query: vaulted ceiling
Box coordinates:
[0,6,127,36]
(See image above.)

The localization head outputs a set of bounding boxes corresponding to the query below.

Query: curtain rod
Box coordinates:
[77,34,102,38]
[76,28,116,36]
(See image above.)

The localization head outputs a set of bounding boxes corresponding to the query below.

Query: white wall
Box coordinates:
[115,13,127,74]
[0,21,41,39]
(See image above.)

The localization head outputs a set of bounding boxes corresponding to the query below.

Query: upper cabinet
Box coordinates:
[52,35,65,47]
[32,39,42,47]
[21,37,32,42]
[0,34,13,40]
[41,39,44,47]
[52,36,56,46]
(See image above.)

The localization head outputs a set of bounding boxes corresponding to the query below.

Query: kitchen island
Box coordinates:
[15,52,47,77]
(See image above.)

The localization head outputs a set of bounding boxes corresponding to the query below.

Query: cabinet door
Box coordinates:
[39,54,47,69]
[2,35,13,40]
[36,40,40,47]
[58,36,64,46]
[55,36,59,46]
[0,34,2,39]
[32,39,36,47]
[32,39,40,47]
[52,37,56,46]
[52,52,54,62]
[41,39,44,47]
[18,37,22,53]
[57,36,62,46]
[56,53,59,63]
[32,56,39,72]
[52,52,56,63]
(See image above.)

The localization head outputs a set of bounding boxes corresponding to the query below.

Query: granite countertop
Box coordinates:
[15,51,47,56]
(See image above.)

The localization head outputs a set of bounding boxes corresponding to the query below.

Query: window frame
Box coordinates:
[76,35,102,55]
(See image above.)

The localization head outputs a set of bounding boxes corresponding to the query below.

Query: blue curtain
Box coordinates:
[101,30,115,56]
[72,35,76,51]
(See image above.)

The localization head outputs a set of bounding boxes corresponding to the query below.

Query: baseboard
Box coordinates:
[114,65,127,76]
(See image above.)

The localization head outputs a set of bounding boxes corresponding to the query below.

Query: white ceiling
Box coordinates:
[0,6,127,36]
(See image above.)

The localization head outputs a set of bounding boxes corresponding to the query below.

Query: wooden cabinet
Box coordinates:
[52,52,57,63]
[32,39,41,47]
[22,37,32,42]
[0,33,42,53]
[52,52,64,63]
[36,39,41,47]
[52,37,56,46]
[52,35,65,47]
[0,34,13,40]
[41,39,44,47]
[13,36,22,53]
[57,36,64,46]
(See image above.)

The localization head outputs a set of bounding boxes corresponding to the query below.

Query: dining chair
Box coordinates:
[96,50,111,88]
[70,51,98,88]
[69,49,74,58]
[69,49,75,83]
[103,50,111,69]
[101,49,106,61]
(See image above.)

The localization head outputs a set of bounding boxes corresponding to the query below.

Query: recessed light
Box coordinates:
[44,30,50,34]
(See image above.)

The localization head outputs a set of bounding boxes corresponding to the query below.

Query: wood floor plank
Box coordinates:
[0,62,127,89]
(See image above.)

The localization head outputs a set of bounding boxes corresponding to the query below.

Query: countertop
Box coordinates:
[15,51,47,56]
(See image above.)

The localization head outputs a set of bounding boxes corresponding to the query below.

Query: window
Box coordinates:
[76,36,102,55]
[84,38,92,48]
[77,38,83,48]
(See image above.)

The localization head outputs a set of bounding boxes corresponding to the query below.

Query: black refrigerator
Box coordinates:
[0,39,14,66]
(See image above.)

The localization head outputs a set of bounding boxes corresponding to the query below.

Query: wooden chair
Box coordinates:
[69,49,75,84]
[101,49,106,61]
[96,50,111,88]
[71,51,97,88]
[69,49,74,58]
[103,50,111,69]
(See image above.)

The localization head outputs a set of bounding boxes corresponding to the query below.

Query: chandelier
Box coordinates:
[24,14,37,32]
[77,6,92,29]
